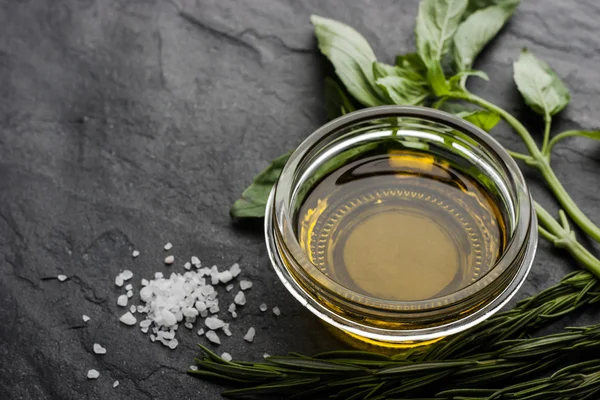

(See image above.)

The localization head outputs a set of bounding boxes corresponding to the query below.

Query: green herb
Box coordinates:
[230,151,291,219]
[310,15,386,107]
[453,2,518,71]
[221,1,600,397]
[191,322,600,399]
[415,0,468,66]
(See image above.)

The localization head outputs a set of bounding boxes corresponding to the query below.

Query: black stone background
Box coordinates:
[0,0,599,399]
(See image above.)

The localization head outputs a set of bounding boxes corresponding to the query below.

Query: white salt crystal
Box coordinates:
[234,291,246,306]
[228,303,236,313]
[154,272,163,279]
[141,326,149,333]
[218,271,233,283]
[57,274,67,282]
[210,265,218,273]
[189,365,198,371]
[184,262,191,270]
[273,306,281,316]
[211,274,219,285]
[162,310,177,327]
[195,301,207,312]
[229,263,241,277]
[209,305,220,314]
[240,280,253,290]
[226,284,234,292]
[117,295,128,307]
[141,278,148,286]
[168,339,179,349]
[120,312,137,326]
[150,334,156,342]
[231,311,237,318]
[183,307,198,318]
[200,310,208,318]
[244,327,256,343]
[82,315,91,323]
[164,242,173,250]
[221,352,232,362]
[205,317,225,330]
[206,330,220,344]
[259,303,267,312]
[263,353,270,359]
[121,270,133,281]
[191,256,201,266]
[87,369,100,379]
[223,323,232,337]
[125,284,133,291]
[126,290,133,298]
[132,250,139,258]
[115,275,124,287]
[93,343,107,355]
[164,255,175,265]
[137,305,145,313]
[139,319,152,328]
[113,380,119,388]
[200,285,214,296]
[130,305,136,314]
[140,286,153,302]
[197,328,205,336]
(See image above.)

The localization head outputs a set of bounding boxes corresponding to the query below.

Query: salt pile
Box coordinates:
[117,260,246,350]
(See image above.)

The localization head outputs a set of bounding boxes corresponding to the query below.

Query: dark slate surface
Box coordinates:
[0,0,599,399]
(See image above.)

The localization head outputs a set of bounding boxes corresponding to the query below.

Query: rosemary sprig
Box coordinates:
[190,323,600,399]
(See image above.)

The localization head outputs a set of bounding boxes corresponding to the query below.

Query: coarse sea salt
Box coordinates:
[113,380,119,388]
[229,263,241,277]
[132,250,140,258]
[221,352,232,362]
[120,312,137,326]
[272,306,281,316]
[87,369,100,379]
[82,315,91,323]
[93,343,107,354]
[240,280,253,290]
[259,303,268,312]
[244,327,255,343]
[114,255,269,351]
[164,242,173,251]
[58,274,68,282]
[117,295,128,307]
[206,330,220,344]
[234,291,246,306]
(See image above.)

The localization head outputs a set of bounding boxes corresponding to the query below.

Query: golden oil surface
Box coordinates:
[297,150,506,302]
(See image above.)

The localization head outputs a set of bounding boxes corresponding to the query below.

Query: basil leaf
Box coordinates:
[427,61,451,96]
[230,152,292,219]
[311,15,385,107]
[454,3,518,71]
[415,0,468,65]
[395,53,428,77]
[324,77,356,120]
[373,62,430,105]
[513,48,571,117]
[464,0,519,18]
[547,130,600,154]
[460,110,501,132]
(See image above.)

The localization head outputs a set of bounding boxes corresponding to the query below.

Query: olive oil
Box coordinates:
[296,150,507,302]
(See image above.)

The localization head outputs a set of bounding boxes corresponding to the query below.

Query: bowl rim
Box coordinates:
[266,105,537,341]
